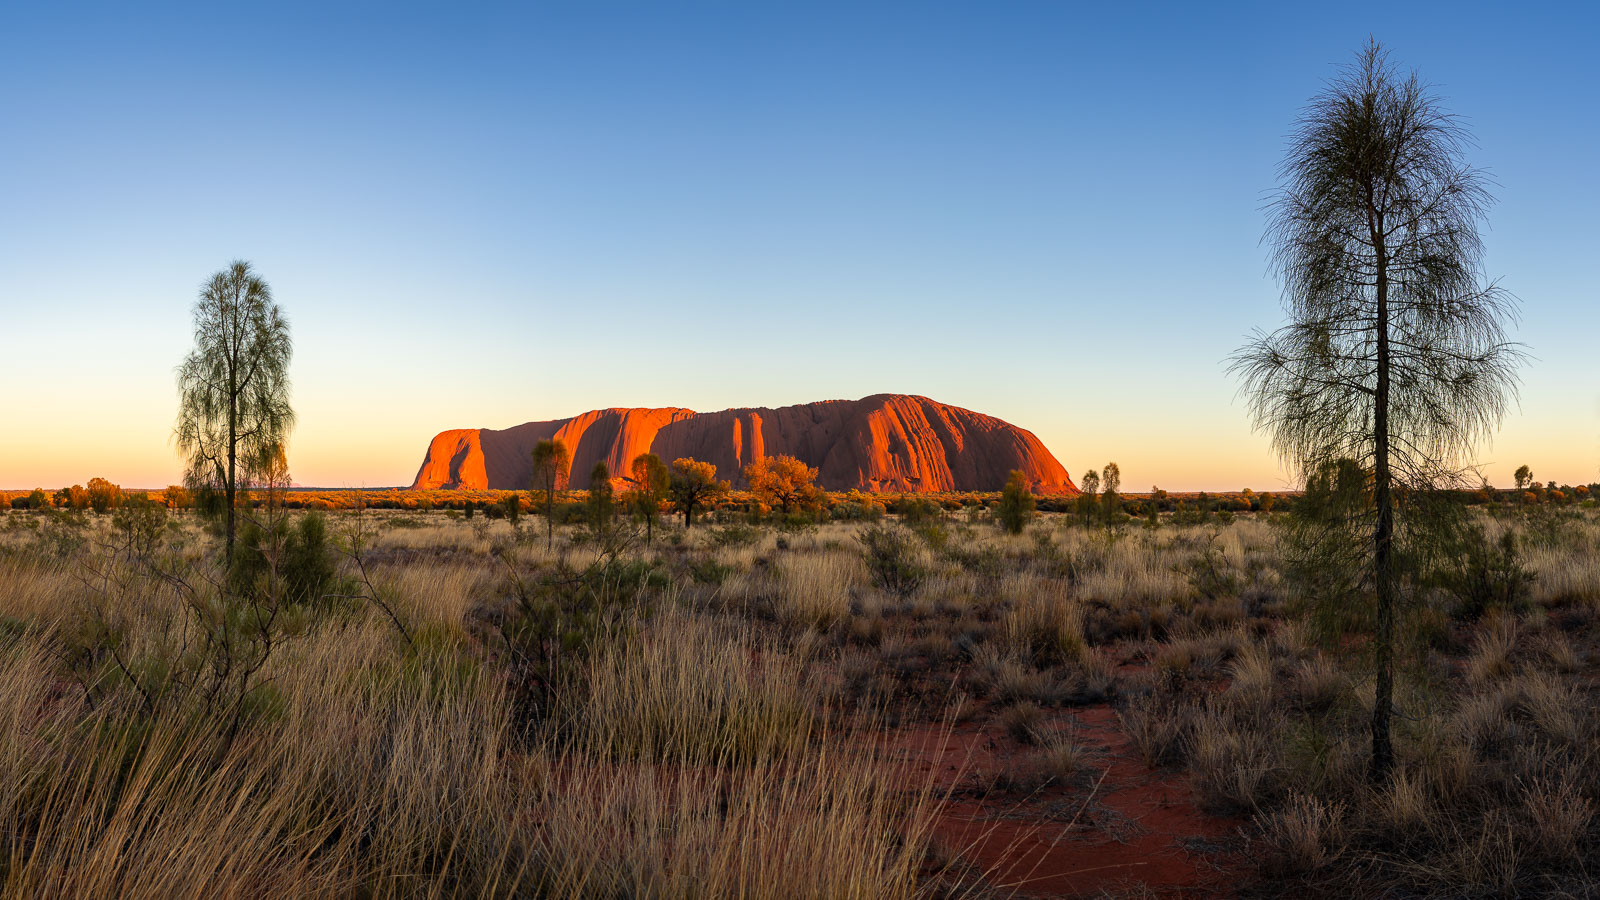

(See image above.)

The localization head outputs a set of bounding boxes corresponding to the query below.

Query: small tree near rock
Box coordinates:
[628,453,670,546]
[586,461,615,537]
[668,458,727,529]
[997,470,1035,534]
[743,454,823,515]
[532,439,571,550]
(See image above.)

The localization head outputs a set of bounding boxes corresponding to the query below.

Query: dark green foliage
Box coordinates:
[710,523,761,548]
[1186,536,1241,602]
[31,510,90,560]
[899,497,943,527]
[858,525,926,598]
[997,470,1035,535]
[111,495,168,557]
[911,518,950,552]
[1075,469,1100,527]
[551,501,590,526]
[532,439,573,551]
[828,501,883,522]
[228,512,338,605]
[502,492,522,525]
[193,485,228,523]
[1280,459,1375,641]
[1234,43,1523,779]
[688,558,738,585]
[1100,491,1123,524]
[1099,462,1122,526]
[284,513,337,603]
[176,261,295,563]
[1431,523,1534,620]
[586,462,614,537]
[490,553,663,731]
[775,512,818,534]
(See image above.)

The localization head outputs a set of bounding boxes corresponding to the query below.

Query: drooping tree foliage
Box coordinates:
[1233,41,1522,778]
[1100,461,1122,524]
[586,461,615,537]
[1075,468,1101,528]
[531,439,571,551]
[176,261,294,562]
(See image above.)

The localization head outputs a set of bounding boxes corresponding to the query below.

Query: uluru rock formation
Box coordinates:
[410,394,1078,495]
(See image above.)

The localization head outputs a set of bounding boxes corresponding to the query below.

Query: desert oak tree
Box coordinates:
[1233,42,1521,779]
[531,439,571,551]
[176,261,294,562]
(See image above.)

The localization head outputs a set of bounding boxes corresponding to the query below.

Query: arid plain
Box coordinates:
[3,479,1599,897]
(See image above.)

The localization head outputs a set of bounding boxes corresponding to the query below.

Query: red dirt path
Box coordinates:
[889,704,1247,898]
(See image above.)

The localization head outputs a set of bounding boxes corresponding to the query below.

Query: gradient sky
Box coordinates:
[2,2,1596,491]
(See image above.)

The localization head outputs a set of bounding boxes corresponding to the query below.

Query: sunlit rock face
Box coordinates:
[410,394,1078,494]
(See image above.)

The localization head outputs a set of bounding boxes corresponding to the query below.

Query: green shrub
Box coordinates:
[1432,524,1534,620]
[997,471,1035,534]
[489,555,663,730]
[228,512,339,605]
[858,526,926,598]
[899,497,943,527]
[551,501,589,525]
[689,558,738,585]
[829,501,884,522]
[711,523,762,548]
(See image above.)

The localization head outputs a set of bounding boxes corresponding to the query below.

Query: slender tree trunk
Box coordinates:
[545,482,554,553]
[226,360,238,564]
[1369,205,1397,781]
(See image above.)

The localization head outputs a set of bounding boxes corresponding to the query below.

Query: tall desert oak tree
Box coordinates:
[176,261,294,563]
[531,439,572,551]
[1234,42,1521,779]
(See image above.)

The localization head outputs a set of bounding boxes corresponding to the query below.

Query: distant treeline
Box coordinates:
[6,482,1596,515]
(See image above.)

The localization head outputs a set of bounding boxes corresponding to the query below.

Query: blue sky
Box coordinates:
[2,2,1595,490]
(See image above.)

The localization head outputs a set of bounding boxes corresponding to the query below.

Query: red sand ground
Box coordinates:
[889,703,1246,898]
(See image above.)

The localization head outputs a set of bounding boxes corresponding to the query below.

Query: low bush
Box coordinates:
[858,526,926,598]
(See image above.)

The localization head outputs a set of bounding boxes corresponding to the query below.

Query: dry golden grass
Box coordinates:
[0,509,950,899]
[774,549,865,630]
[1,501,1597,898]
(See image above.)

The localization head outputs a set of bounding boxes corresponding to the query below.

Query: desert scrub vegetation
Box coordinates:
[2,501,1599,897]
[0,507,951,898]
